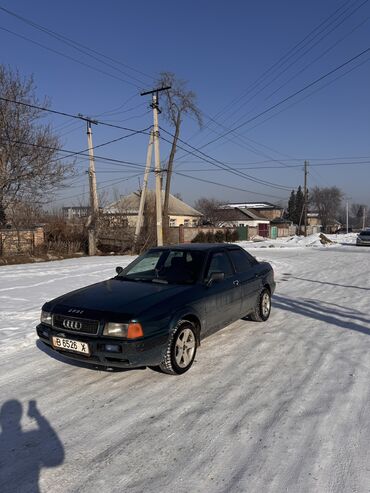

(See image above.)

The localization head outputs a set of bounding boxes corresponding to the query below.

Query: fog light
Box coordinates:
[105,344,121,353]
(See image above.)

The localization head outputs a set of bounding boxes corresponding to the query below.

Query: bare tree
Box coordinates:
[157,72,202,242]
[0,65,73,225]
[194,197,223,226]
[310,186,343,233]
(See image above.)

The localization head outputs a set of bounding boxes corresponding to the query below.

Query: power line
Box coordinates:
[48,127,152,164]
[0,95,294,190]
[0,25,142,89]
[190,45,370,151]
[208,0,363,127]
[159,128,293,191]
[49,172,144,204]
[243,51,370,134]
[0,5,154,83]
[0,96,153,134]
[2,137,150,170]
[173,172,288,201]
[221,0,370,129]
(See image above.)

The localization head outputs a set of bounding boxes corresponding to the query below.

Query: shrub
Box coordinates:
[205,231,215,243]
[191,231,206,243]
[231,230,239,242]
[224,229,232,242]
[214,230,225,243]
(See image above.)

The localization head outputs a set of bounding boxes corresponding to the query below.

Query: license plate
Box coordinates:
[52,336,90,356]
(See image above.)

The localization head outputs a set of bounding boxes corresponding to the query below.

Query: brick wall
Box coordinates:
[0,227,45,256]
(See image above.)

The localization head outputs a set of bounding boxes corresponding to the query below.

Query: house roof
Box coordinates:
[218,207,269,222]
[222,202,283,210]
[105,190,202,217]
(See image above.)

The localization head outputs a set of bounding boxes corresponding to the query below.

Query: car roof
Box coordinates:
[150,243,242,252]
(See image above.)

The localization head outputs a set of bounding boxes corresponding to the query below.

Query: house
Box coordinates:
[223,202,284,221]
[62,206,91,220]
[306,212,322,234]
[104,190,203,227]
[217,206,270,238]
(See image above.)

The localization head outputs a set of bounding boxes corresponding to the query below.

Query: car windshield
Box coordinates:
[118,249,206,284]
[359,231,370,236]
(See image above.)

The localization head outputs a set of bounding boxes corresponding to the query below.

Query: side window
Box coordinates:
[229,249,253,273]
[164,251,184,268]
[206,252,234,279]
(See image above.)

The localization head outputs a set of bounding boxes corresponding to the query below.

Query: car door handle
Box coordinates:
[233,280,240,287]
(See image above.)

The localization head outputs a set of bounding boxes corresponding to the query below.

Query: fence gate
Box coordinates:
[237,226,248,241]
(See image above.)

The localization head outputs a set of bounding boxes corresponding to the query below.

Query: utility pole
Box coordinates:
[363,206,367,229]
[135,130,154,243]
[79,115,99,255]
[141,86,171,246]
[346,200,349,234]
[303,160,308,237]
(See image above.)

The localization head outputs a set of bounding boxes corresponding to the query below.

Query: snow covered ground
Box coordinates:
[1,236,370,492]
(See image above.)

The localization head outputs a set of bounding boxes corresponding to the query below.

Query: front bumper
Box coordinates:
[36,323,168,368]
[356,239,370,246]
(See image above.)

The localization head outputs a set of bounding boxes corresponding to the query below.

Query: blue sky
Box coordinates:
[1,0,370,208]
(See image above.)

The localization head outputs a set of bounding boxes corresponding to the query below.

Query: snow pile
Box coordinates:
[238,232,358,249]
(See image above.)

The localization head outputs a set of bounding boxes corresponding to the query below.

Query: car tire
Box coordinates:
[159,320,197,375]
[250,289,271,322]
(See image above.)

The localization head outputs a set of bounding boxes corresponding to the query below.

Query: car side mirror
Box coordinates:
[206,271,225,287]
[116,266,124,275]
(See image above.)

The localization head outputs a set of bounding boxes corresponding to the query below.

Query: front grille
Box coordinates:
[52,314,99,335]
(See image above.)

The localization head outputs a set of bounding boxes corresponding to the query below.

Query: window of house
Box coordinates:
[169,218,176,227]
[184,219,190,227]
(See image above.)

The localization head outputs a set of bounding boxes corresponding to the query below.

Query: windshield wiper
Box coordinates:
[152,279,168,284]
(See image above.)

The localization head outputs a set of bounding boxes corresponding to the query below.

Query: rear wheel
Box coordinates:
[159,320,197,375]
[250,289,271,322]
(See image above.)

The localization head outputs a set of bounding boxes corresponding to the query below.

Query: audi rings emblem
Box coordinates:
[62,319,82,330]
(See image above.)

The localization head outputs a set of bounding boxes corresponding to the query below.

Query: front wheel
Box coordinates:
[250,289,271,322]
[159,321,197,375]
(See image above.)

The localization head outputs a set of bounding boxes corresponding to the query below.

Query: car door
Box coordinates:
[202,250,242,336]
[228,248,261,316]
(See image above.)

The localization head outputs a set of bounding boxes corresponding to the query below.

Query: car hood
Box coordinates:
[47,278,193,319]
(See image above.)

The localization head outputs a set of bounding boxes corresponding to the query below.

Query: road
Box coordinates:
[1,245,370,492]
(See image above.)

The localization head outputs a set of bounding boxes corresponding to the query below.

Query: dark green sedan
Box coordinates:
[36,243,275,375]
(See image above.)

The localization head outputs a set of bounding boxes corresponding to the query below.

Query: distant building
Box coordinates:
[62,206,91,220]
[216,206,270,237]
[104,190,203,227]
[222,202,284,221]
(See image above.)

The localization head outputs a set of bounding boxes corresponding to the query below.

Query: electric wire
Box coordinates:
[187,45,370,151]
[172,172,288,201]
[0,25,142,89]
[207,0,363,125]
[0,5,154,83]
[159,128,295,191]
[222,0,370,129]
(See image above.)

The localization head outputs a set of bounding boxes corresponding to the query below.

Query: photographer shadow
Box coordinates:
[0,400,64,493]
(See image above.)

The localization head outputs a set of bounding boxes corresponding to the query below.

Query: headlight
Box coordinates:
[103,322,129,338]
[41,311,52,326]
[103,322,144,339]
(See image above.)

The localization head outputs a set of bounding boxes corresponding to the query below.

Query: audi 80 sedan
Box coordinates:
[36,244,275,375]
